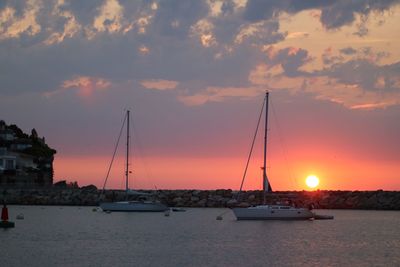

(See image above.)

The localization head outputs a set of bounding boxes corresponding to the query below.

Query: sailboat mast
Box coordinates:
[126,110,130,194]
[263,91,269,204]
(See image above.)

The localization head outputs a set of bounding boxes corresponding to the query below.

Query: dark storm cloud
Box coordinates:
[0,0,275,96]
[150,0,209,37]
[315,59,400,93]
[63,1,105,26]
[324,60,381,89]
[0,0,399,107]
[267,47,311,77]
[258,45,400,109]
[340,47,357,55]
[280,49,310,77]
[1,0,26,17]
[243,0,286,21]
[244,0,400,29]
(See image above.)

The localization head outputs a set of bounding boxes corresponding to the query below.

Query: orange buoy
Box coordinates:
[0,203,14,228]
[1,204,8,221]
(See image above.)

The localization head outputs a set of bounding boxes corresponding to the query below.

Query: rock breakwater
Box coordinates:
[1,187,400,210]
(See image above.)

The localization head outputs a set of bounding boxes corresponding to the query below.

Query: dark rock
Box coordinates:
[197,199,207,207]
[190,196,200,202]
[54,180,67,188]
[81,184,98,192]
[227,199,238,207]
[238,202,250,208]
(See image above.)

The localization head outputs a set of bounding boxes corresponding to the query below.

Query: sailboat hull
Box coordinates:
[232,205,314,220]
[100,201,168,212]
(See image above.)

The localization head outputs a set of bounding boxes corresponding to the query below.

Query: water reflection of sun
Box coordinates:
[306,175,319,189]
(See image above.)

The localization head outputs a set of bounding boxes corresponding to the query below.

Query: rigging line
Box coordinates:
[270,101,297,188]
[237,95,266,200]
[102,113,127,193]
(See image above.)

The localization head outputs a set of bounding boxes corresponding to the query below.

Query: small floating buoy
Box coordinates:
[216,215,223,220]
[164,210,170,217]
[16,213,24,220]
[105,210,111,214]
[172,208,186,212]
[92,208,97,212]
[314,214,334,220]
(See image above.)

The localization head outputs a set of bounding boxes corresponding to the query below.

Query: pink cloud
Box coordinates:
[62,76,111,98]
[44,76,111,99]
[140,79,179,90]
[178,86,263,106]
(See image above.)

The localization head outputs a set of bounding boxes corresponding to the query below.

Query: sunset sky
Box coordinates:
[1,0,399,190]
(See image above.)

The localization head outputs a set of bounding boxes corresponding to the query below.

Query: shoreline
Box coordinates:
[1,187,400,210]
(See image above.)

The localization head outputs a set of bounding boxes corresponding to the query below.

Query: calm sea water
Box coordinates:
[1,206,400,267]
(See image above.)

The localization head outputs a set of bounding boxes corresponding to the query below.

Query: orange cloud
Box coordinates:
[0,0,41,40]
[190,19,217,47]
[44,1,81,45]
[138,45,150,55]
[248,63,285,85]
[140,79,179,90]
[93,0,124,33]
[286,31,310,39]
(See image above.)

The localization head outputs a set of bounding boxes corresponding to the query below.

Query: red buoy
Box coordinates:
[1,204,9,221]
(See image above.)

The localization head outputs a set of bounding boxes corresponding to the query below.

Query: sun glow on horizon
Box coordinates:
[306,175,320,189]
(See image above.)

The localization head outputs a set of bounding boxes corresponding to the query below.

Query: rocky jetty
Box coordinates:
[1,187,400,210]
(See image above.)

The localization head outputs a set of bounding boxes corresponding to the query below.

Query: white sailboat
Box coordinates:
[99,110,168,212]
[232,92,315,220]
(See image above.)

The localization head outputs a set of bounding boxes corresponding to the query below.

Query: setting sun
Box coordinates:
[306,175,320,189]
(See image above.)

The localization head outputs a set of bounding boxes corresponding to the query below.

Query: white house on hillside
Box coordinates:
[0,121,55,186]
[0,147,16,173]
[10,139,33,151]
